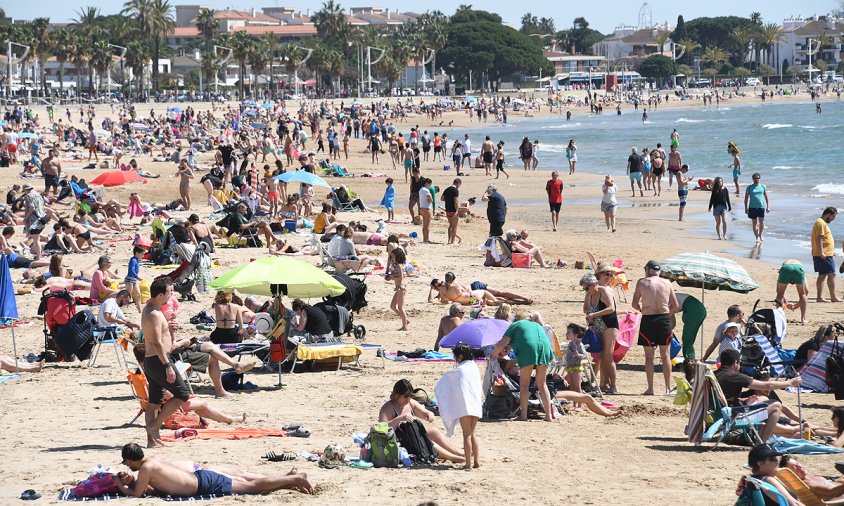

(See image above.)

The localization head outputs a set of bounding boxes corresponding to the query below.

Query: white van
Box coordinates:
[745,77,761,86]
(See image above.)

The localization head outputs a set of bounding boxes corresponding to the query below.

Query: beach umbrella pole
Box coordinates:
[798,386,804,438]
[11,325,17,373]
[700,286,705,358]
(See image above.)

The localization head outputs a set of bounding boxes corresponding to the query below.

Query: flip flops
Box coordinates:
[282,423,302,431]
[286,427,311,438]
[263,451,296,462]
[20,489,41,501]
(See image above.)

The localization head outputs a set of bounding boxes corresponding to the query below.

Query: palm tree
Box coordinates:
[195,8,218,49]
[125,40,149,97]
[70,33,91,98]
[230,30,254,99]
[52,28,76,98]
[260,32,279,98]
[654,31,671,55]
[91,40,113,95]
[702,46,726,68]
[247,36,271,97]
[423,16,447,90]
[73,6,102,95]
[29,18,51,97]
[311,0,348,46]
[731,26,754,68]
[148,0,175,94]
[758,23,784,68]
[678,37,700,67]
[815,33,834,68]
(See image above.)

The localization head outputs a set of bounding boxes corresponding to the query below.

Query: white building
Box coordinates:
[592,23,674,60]
[774,15,844,77]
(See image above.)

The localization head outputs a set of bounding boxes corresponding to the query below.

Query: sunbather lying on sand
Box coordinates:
[115,443,313,497]
[1,356,44,373]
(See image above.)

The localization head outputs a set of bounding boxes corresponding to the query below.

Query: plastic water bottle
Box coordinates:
[352,432,367,447]
[399,447,412,467]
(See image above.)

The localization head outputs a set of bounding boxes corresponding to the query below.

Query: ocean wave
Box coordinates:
[792,240,811,250]
[543,123,582,129]
[798,125,817,130]
[534,143,567,153]
[762,123,793,129]
[676,118,704,123]
[812,183,844,195]
[771,165,799,170]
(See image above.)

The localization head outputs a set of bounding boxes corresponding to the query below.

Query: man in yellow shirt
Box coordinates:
[811,206,839,302]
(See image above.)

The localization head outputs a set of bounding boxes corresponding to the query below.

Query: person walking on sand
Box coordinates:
[651,143,666,196]
[546,171,563,232]
[626,147,644,197]
[175,158,194,211]
[518,137,532,171]
[494,141,509,179]
[419,178,433,243]
[708,176,731,240]
[632,260,679,396]
[141,277,190,448]
[566,139,577,175]
[811,207,840,303]
[481,135,495,177]
[387,247,409,331]
[601,175,618,233]
[677,164,691,222]
[434,343,482,470]
[482,184,507,237]
[744,173,770,243]
[667,144,682,190]
[442,178,461,245]
[729,142,742,196]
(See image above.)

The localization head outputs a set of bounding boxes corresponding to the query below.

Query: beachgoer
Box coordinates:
[435,343,482,470]
[518,137,532,171]
[667,145,682,189]
[419,178,433,243]
[115,443,313,497]
[632,260,678,396]
[650,143,665,196]
[708,176,732,240]
[581,271,619,394]
[780,454,844,500]
[211,291,244,345]
[673,292,706,361]
[434,303,463,351]
[776,259,809,324]
[626,147,644,197]
[442,179,461,245]
[175,158,194,210]
[378,380,465,463]
[677,165,691,221]
[601,175,617,233]
[380,178,395,222]
[481,135,495,177]
[0,355,44,373]
[702,305,745,361]
[494,141,509,180]
[491,311,554,421]
[740,444,800,505]
[810,207,839,302]
[387,247,409,331]
[795,325,838,369]
[482,184,506,238]
[566,139,577,175]
[744,173,770,243]
[546,171,563,232]
[289,298,334,344]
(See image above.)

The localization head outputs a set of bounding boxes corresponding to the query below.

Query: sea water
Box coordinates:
[455,98,844,264]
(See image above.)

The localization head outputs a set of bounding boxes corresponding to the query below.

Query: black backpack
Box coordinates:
[395,420,436,465]
[53,309,96,360]
[827,337,844,400]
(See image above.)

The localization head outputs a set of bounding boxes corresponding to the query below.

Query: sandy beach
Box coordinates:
[2,90,843,505]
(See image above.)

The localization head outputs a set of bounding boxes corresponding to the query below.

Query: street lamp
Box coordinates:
[107,43,127,101]
[365,46,385,95]
[213,45,233,95]
[6,40,29,100]
[806,38,819,84]
[292,45,313,97]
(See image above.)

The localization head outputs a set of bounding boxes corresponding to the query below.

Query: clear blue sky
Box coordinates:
[4,0,840,34]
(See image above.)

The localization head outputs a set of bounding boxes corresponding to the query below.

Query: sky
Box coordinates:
[3,0,841,34]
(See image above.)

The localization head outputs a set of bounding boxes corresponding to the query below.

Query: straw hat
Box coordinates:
[596,263,623,276]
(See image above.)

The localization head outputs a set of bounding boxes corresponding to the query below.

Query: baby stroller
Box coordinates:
[740,302,789,377]
[36,289,95,362]
[317,272,368,340]
[157,241,212,301]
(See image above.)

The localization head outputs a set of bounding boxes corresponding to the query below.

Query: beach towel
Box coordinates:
[57,489,243,501]
[159,427,288,442]
[800,341,836,392]
[434,360,483,437]
[751,334,786,377]
[0,373,20,385]
[768,435,844,455]
[127,200,144,219]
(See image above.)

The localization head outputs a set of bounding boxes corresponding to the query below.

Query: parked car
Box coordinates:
[745,78,761,86]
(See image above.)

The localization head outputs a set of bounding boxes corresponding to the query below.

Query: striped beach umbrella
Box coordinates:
[659,252,758,294]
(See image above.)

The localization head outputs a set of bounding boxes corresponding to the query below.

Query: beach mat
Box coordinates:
[0,374,20,385]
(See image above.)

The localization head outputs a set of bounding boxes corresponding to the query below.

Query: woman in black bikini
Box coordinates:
[187,214,216,253]
[210,291,244,345]
[377,379,466,464]
[581,269,620,394]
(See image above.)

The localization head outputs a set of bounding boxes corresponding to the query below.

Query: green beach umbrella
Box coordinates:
[210,257,346,298]
[659,252,758,294]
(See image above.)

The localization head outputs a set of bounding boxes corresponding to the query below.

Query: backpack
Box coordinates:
[52,309,95,360]
[364,422,399,468]
[163,411,208,430]
[395,419,437,465]
[72,473,119,498]
[483,393,519,420]
[826,337,844,400]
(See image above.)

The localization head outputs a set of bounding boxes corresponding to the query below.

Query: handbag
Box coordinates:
[581,329,602,353]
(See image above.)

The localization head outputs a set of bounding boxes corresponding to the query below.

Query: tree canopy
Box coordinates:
[556,17,604,54]
[440,8,552,84]
[638,54,678,80]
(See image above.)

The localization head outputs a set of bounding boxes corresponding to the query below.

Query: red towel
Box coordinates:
[161,427,288,442]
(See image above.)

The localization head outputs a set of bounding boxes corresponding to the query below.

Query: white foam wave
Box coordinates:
[812,183,844,195]
[762,123,793,130]
[771,165,798,170]
[544,123,582,129]
[792,240,811,250]
[798,125,817,130]
[534,143,567,153]
[676,118,704,123]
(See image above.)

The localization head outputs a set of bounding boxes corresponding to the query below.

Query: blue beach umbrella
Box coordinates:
[0,254,19,371]
[273,171,331,188]
[19,132,39,139]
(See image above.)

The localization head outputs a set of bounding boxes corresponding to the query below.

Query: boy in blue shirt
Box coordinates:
[125,245,145,312]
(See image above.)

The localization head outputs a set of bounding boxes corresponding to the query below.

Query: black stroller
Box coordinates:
[315,272,368,340]
[740,302,790,377]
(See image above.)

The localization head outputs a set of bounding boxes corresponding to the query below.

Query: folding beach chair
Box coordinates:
[700,369,766,449]
[775,468,844,506]
[331,188,357,213]
[127,364,195,426]
[319,243,337,273]
[743,476,790,506]
[88,327,128,368]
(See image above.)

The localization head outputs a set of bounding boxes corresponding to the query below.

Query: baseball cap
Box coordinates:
[644,260,661,271]
[748,444,782,467]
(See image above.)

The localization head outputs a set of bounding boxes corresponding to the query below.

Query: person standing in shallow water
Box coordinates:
[744,173,770,244]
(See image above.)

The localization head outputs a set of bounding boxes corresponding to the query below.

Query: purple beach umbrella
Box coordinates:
[439,318,511,349]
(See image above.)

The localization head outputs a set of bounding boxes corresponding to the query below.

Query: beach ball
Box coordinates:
[409,231,418,238]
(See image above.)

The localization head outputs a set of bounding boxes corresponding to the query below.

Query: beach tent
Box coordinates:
[0,254,19,371]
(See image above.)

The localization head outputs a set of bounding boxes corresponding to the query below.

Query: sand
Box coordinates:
[1,90,843,505]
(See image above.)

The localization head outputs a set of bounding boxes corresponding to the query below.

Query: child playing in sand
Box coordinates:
[434,343,482,470]
[565,324,588,407]
[125,246,145,312]
[380,178,396,222]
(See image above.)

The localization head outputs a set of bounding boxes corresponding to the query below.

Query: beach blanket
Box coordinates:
[799,341,836,393]
[0,374,20,385]
[768,435,844,455]
[434,360,483,437]
[58,489,243,501]
[159,427,288,443]
[0,319,31,328]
